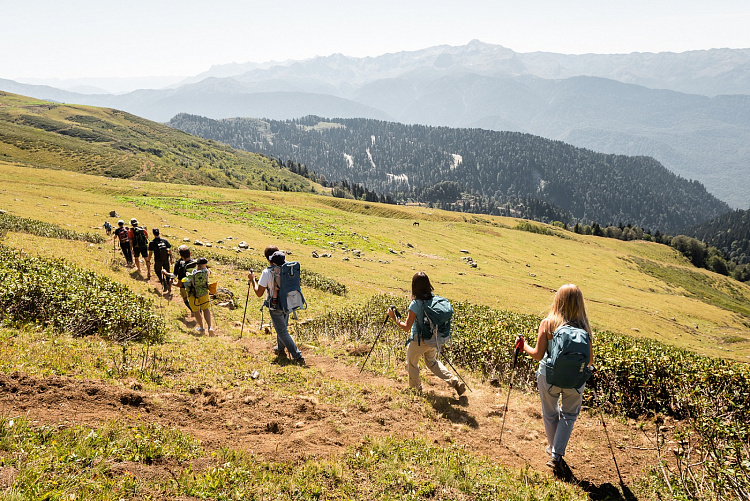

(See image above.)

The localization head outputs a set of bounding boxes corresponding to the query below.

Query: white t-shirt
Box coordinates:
[258,267,276,300]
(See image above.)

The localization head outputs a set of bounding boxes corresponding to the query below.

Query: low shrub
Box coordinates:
[0,244,164,343]
[0,211,105,243]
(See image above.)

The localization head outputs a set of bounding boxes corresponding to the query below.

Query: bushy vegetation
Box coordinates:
[0,244,164,343]
[296,294,750,499]
[0,211,105,243]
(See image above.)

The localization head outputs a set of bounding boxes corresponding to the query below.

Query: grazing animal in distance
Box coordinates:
[413,221,419,226]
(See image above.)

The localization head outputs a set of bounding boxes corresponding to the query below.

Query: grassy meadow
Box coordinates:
[2,161,749,361]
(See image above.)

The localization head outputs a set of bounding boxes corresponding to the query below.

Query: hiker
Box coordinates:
[103,221,112,236]
[182,257,214,335]
[112,220,133,266]
[173,245,196,310]
[518,283,594,471]
[387,271,465,396]
[148,228,172,293]
[247,246,305,365]
[129,218,150,279]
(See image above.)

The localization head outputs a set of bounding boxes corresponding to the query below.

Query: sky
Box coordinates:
[3,0,750,80]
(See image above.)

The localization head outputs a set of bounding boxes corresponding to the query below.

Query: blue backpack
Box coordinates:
[415,295,453,345]
[544,324,592,389]
[264,261,306,316]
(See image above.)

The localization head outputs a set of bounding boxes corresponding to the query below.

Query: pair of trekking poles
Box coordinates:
[499,335,623,484]
[358,306,472,394]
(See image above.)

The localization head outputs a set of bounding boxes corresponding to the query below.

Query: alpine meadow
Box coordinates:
[1,78,749,501]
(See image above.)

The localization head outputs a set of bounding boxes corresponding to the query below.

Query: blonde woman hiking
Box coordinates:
[518,283,594,471]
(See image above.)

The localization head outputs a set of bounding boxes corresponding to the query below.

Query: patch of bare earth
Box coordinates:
[0,338,662,498]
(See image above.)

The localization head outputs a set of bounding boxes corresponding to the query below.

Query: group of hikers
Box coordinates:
[104,219,593,472]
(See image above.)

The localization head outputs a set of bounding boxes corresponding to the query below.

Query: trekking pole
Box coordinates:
[359,310,392,374]
[592,384,624,484]
[439,352,472,392]
[239,270,253,339]
[499,336,523,443]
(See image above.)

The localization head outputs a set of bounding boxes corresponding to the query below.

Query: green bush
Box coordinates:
[0,212,105,243]
[0,244,164,343]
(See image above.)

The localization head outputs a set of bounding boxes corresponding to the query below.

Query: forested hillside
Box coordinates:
[169,114,729,233]
[686,209,750,265]
[0,92,310,192]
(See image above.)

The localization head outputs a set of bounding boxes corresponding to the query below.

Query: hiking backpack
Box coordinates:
[544,324,592,389]
[265,261,306,315]
[132,226,148,248]
[154,238,170,262]
[185,268,210,297]
[115,227,129,244]
[415,295,453,345]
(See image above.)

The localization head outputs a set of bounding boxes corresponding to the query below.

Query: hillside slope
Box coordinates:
[2,162,748,361]
[168,114,729,233]
[0,91,311,192]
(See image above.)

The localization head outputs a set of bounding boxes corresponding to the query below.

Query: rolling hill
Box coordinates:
[0,91,311,192]
[168,114,729,234]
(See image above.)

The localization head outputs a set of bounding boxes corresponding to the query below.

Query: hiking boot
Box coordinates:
[194,326,205,334]
[546,453,564,471]
[292,356,306,366]
[273,347,288,359]
[455,381,466,396]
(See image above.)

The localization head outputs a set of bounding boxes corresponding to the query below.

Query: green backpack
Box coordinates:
[132,226,148,248]
[186,268,210,297]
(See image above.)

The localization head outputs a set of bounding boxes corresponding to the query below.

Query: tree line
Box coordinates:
[168,114,728,234]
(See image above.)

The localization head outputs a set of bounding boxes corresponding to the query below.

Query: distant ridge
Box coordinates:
[169,113,729,233]
[2,41,749,207]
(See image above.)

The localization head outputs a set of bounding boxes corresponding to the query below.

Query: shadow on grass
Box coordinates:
[553,460,638,501]
[424,392,478,428]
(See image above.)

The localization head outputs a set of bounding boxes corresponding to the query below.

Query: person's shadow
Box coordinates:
[554,461,638,500]
[423,392,478,428]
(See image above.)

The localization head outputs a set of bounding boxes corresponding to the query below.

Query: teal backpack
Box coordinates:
[415,295,453,345]
[544,324,592,389]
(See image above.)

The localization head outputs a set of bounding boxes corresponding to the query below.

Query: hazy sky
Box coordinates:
[3,0,750,79]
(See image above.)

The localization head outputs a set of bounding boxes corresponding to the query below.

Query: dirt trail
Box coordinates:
[0,336,659,499]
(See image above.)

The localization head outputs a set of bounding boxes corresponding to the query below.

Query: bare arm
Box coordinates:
[523,318,551,362]
[388,308,416,333]
[248,271,266,298]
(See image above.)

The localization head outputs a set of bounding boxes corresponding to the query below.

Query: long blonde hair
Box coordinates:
[544,284,591,335]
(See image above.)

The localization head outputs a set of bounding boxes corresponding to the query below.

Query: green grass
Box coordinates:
[2,161,750,360]
[0,416,586,501]
[0,91,312,192]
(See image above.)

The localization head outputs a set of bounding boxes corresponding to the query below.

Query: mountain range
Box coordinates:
[2,41,749,207]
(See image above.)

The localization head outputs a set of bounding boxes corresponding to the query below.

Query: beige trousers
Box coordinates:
[406,340,459,390]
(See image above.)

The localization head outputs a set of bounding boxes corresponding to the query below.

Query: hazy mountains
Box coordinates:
[169,114,729,233]
[2,41,749,207]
